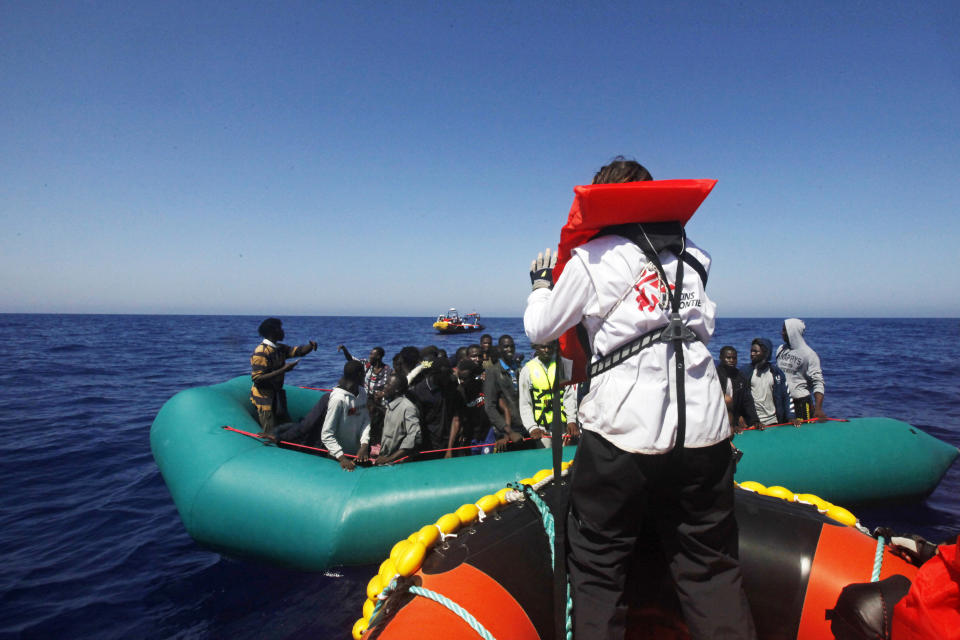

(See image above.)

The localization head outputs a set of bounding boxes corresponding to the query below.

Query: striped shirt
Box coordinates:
[250,339,313,409]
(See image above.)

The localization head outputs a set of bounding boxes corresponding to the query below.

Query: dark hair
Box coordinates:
[455,346,468,362]
[480,334,493,343]
[258,317,282,340]
[388,371,408,394]
[497,334,514,346]
[719,345,736,357]
[344,360,365,381]
[751,338,769,355]
[457,358,481,376]
[372,346,385,359]
[592,156,653,185]
[399,346,421,369]
[421,345,440,362]
[430,356,454,388]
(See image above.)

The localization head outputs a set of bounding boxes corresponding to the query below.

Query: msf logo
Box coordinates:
[634,268,674,312]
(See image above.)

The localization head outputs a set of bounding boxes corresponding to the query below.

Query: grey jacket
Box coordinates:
[483,362,525,437]
[380,395,421,457]
[776,318,825,399]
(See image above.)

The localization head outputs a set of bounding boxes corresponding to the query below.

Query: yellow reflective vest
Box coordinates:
[529,359,566,427]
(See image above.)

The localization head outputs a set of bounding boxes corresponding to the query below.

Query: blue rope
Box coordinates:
[512,483,556,564]
[367,577,394,626]
[367,578,496,640]
[408,585,497,640]
[871,535,886,582]
[511,482,574,640]
[369,484,574,640]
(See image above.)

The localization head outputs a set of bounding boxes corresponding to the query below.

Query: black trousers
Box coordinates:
[566,431,756,640]
[368,405,385,445]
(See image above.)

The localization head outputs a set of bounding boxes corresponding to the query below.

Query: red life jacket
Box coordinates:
[553,179,717,383]
[892,536,960,640]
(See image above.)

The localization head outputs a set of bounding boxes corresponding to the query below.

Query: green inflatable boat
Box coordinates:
[151,377,957,571]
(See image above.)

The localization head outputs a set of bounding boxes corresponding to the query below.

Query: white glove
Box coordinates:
[529,248,557,291]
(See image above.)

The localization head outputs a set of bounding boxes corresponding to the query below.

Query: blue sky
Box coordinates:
[2,2,958,317]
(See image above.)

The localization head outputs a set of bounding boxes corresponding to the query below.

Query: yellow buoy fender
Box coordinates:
[436,512,460,535]
[378,558,398,585]
[396,541,427,577]
[366,574,382,600]
[476,494,500,514]
[416,523,440,547]
[533,468,553,484]
[456,503,479,525]
[390,539,411,563]
[352,617,368,640]
[765,486,795,501]
[796,493,831,511]
[825,505,858,527]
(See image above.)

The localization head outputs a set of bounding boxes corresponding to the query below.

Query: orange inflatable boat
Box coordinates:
[356,474,925,640]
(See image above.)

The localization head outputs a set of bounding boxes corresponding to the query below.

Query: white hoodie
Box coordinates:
[524,234,729,454]
[320,386,371,460]
[776,318,825,399]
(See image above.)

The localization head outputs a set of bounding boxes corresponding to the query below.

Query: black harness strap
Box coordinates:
[533,389,553,427]
[682,252,708,288]
[630,232,691,452]
[596,224,707,288]
[588,321,697,379]
[549,342,569,640]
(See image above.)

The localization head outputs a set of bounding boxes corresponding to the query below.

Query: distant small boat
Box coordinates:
[432,308,484,334]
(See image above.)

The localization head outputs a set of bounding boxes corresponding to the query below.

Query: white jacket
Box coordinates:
[320,386,371,460]
[524,234,729,454]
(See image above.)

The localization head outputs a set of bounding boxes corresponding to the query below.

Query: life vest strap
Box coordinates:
[681,253,708,288]
[587,316,699,379]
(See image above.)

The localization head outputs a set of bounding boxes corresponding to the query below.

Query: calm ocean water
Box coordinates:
[1,314,958,639]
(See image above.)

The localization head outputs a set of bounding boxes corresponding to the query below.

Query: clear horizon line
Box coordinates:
[1,311,958,320]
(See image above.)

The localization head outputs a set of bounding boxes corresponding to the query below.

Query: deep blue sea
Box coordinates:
[1,315,958,639]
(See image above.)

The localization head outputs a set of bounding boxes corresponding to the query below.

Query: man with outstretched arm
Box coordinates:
[249,317,317,441]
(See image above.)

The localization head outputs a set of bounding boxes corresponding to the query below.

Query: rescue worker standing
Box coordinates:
[518,342,580,448]
[523,158,756,639]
